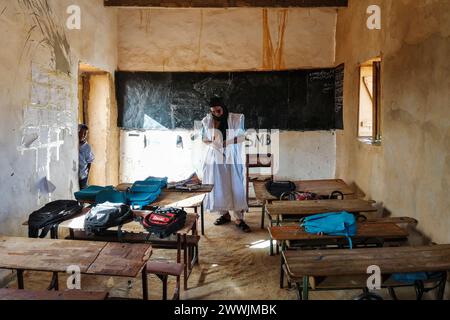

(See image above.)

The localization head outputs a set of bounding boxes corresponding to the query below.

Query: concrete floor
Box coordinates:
[2,208,449,300]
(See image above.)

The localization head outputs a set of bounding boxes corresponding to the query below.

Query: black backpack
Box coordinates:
[28,200,83,238]
[141,207,187,239]
[84,202,133,235]
[265,180,296,198]
[280,190,345,201]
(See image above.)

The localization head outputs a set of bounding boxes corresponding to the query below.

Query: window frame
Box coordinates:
[357,58,382,145]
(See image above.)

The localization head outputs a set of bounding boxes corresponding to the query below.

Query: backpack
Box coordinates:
[127,181,162,209]
[84,202,133,235]
[141,207,187,239]
[300,212,357,249]
[95,189,128,204]
[391,272,444,283]
[28,200,83,238]
[280,190,344,201]
[265,180,296,198]
[74,185,115,202]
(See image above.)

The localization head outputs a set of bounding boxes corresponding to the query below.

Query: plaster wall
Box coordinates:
[336,0,450,244]
[120,130,336,185]
[117,8,337,72]
[0,0,117,236]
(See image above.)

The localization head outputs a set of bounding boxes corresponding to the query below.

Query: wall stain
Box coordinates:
[195,9,204,66]
[262,9,288,70]
[0,6,7,17]
[18,0,72,74]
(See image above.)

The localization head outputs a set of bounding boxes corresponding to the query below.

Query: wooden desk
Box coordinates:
[253,179,355,230]
[283,245,450,300]
[270,222,409,292]
[0,236,152,299]
[0,288,108,300]
[115,184,213,235]
[59,212,199,291]
[269,222,408,244]
[264,199,377,256]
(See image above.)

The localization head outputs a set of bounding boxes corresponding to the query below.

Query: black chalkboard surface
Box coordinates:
[116,67,344,131]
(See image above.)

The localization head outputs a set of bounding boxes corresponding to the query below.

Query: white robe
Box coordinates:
[202,113,248,212]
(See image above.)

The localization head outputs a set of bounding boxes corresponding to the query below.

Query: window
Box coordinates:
[358,58,382,144]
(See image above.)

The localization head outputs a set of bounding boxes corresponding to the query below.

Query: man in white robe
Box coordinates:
[201,97,250,232]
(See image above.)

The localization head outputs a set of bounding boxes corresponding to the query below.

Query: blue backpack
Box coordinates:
[300,212,357,249]
[127,181,162,209]
[392,272,444,284]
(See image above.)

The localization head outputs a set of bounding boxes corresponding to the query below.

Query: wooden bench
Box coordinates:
[0,236,152,299]
[282,245,450,300]
[0,288,108,300]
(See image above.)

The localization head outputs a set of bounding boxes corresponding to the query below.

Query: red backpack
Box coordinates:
[141,207,187,239]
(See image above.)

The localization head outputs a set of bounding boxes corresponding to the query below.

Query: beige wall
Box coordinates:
[116,7,339,185]
[336,0,450,244]
[118,8,337,71]
[0,0,117,236]
[87,74,120,187]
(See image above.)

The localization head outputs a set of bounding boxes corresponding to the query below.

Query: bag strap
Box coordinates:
[344,223,353,249]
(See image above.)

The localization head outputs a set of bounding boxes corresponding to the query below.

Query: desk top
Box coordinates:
[269,222,408,241]
[150,192,207,208]
[266,199,377,216]
[253,179,355,202]
[283,245,450,278]
[0,236,152,278]
[116,184,213,194]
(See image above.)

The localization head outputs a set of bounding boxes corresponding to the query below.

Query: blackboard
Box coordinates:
[116,67,344,131]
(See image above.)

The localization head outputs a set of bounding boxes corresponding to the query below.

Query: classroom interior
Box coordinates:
[0,0,449,300]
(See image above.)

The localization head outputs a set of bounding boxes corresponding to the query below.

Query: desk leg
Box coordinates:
[201,201,205,236]
[302,276,309,301]
[183,233,188,291]
[48,273,59,291]
[17,269,24,289]
[142,267,149,300]
[261,203,265,229]
[280,241,286,289]
[437,272,447,300]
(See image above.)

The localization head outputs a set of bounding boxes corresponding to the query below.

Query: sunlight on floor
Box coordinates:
[247,239,275,249]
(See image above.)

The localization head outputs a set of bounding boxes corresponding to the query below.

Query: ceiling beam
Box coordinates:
[104,0,348,8]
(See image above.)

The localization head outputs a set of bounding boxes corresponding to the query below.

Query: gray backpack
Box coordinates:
[84,202,133,235]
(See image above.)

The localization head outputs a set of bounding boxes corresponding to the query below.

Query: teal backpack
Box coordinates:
[300,212,357,249]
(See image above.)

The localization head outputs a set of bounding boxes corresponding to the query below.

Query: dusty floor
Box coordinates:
[2,208,448,300]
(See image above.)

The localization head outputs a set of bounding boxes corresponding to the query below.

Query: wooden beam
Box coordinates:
[104,0,348,8]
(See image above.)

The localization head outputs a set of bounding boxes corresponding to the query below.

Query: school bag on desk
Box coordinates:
[280,190,344,201]
[74,185,115,203]
[84,202,133,235]
[265,180,296,198]
[141,207,187,239]
[300,211,357,249]
[127,181,162,209]
[28,200,83,238]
